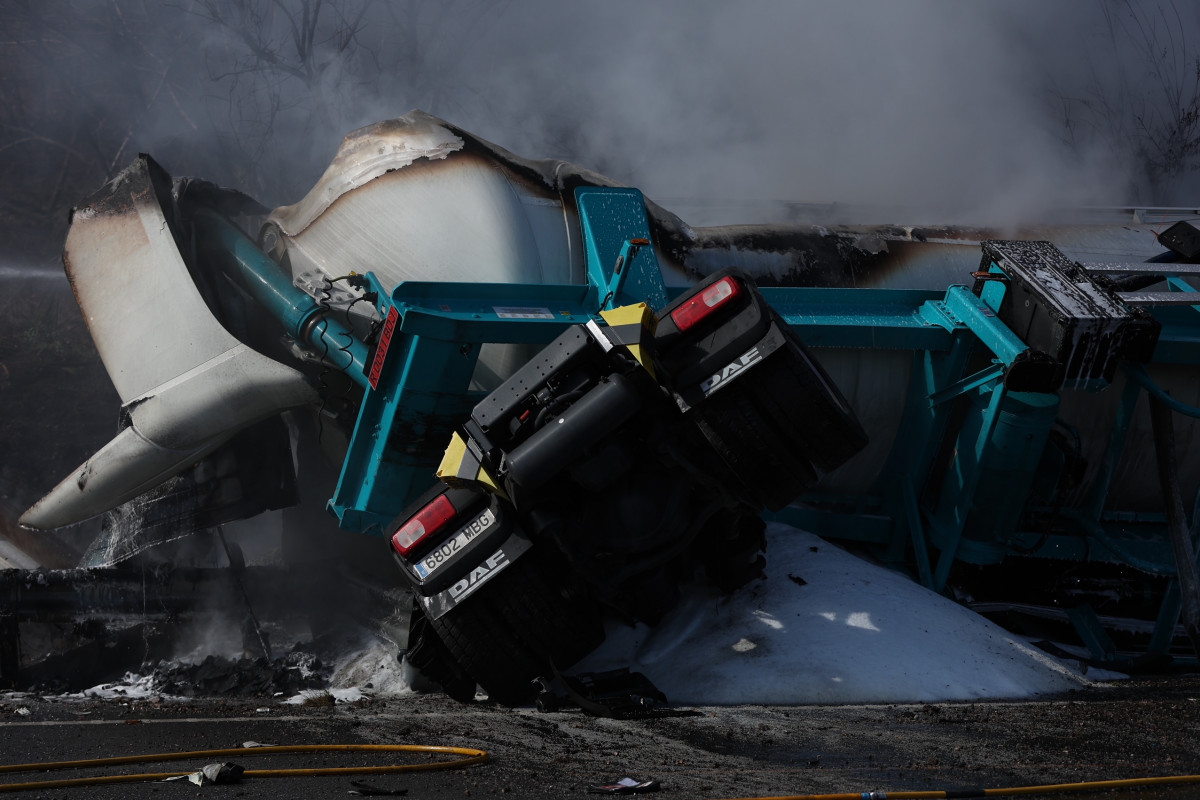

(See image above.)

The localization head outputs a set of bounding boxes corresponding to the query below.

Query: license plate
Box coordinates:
[412,507,495,580]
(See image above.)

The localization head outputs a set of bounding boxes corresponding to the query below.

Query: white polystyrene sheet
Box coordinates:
[0,536,39,569]
[66,169,248,404]
[29,160,319,529]
[269,116,466,237]
[573,524,1112,704]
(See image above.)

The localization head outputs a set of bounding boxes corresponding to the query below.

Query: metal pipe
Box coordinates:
[1127,364,1200,419]
[192,210,371,387]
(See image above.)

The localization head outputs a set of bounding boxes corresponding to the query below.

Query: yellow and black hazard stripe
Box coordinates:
[598,302,658,378]
[437,432,508,499]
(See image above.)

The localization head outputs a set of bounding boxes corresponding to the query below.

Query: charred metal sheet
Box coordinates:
[1158,221,1200,261]
[982,240,1161,386]
[20,156,317,531]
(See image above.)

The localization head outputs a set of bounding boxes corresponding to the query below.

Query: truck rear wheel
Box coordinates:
[429,555,604,705]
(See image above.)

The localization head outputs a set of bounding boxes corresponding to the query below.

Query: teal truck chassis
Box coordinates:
[21,112,1200,699]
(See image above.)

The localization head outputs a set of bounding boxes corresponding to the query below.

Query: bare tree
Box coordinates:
[186,0,380,198]
[1053,0,1200,201]
[0,0,200,259]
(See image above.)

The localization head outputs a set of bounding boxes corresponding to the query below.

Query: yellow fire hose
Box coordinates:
[712,773,1200,800]
[0,743,489,792]
[3,744,1200,797]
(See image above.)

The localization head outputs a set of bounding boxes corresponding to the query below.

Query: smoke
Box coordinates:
[2,0,1197,257]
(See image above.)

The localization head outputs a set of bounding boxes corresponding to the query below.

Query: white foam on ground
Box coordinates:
[572,524,1119,704]
[77,673,162,700]
[281,687,367,705]
[327,640,417,698]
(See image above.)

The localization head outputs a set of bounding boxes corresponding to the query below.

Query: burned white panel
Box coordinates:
[269,115,581,291]
[21,158,316,530]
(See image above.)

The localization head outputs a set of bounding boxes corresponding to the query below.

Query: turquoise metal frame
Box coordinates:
[309,186,1200,660]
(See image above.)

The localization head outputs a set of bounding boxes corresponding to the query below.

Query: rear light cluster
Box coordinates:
[391,494,456,557]
[670,276,742,332]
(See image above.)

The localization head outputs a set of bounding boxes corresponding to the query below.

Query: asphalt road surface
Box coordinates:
[3,675,1200,799]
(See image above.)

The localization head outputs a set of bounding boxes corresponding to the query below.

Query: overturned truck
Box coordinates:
[19,110,1200,699]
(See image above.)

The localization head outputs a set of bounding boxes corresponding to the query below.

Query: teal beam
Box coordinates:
[388,281,597,343]
[1150,580,1183,655]
[329,321,480,535]
[1069,604,1119,661]
[942,285,1029,367]
[762,287,952,351]
[1166,274,1200,314]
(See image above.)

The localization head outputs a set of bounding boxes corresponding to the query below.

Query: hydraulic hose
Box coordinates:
[0,743,488,792]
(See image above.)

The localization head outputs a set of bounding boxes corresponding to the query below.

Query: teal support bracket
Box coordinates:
[1166,274,1200,314]
[328,280,604,535]
[575,187,668,311]
[329,318,481,536]
[902,482,933,588]
[929,382,1012,589]
[928,363,1004,406]
[942,284,1029,367]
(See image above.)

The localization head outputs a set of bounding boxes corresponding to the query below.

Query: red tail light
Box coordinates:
[391,494,457,557]
[670,276,742,332]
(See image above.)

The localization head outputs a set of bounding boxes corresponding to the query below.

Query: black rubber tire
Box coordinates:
[694,336,867,511]
[405,601,478,703]
[429,555,604,705]
[487,557,605,668]
[430,598,546,705]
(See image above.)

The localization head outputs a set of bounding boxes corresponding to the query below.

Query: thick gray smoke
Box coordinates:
[1,0,1198,256]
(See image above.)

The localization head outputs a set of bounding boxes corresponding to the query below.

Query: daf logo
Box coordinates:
[700,347,763,395]
[448,550,509,600]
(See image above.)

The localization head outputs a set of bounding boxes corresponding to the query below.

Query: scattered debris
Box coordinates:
[535,668,672,719]
[153,651,326,697]
[586,777,660,795]
[348,780,408,796]
[163,762,244,786]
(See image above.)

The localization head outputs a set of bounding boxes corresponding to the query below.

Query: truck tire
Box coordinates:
[429,555,604,705]
[694,336,866,510]
[488,558,605,668]
[405,601,479,703]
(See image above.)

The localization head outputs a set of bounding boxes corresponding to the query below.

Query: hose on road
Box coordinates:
[0,743,488,792]
[715,772,1200,800]
[5,745,1200,798]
